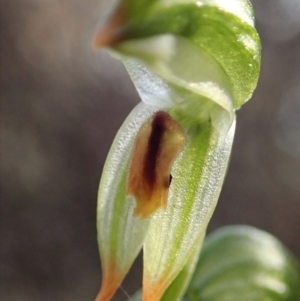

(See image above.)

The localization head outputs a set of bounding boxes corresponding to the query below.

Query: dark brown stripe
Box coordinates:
[143,112,167,190]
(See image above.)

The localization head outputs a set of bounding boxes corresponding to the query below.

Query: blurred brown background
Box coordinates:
[0,0,299,300]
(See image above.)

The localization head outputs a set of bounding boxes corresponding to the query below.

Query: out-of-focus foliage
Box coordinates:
[185,226,300,301]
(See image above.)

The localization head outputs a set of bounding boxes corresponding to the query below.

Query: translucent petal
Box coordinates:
[142,118,236,301]
[96,102,167,301]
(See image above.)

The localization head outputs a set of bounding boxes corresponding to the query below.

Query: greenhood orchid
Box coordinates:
[93,1,261,301]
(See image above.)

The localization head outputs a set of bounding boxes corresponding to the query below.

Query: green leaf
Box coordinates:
[184,225,300,301]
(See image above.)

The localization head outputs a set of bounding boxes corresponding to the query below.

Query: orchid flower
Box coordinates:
[93,1,261,301]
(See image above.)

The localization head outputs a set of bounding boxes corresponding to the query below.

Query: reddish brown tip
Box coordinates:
[95,263,124,301]
[142,277,167,301]
[93,1,127,48]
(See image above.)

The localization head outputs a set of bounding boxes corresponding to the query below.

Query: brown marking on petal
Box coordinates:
[93,1,127,48]
[143,112,166,189]
[126,111,186,219]
[169,174,173,186]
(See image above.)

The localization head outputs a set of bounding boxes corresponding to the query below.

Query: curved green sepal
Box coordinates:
[103,0,261,110]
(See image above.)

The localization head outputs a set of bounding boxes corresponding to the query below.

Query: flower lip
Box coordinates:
[126,111,186,219]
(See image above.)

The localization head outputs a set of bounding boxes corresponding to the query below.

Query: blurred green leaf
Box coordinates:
[184,225,300,301]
